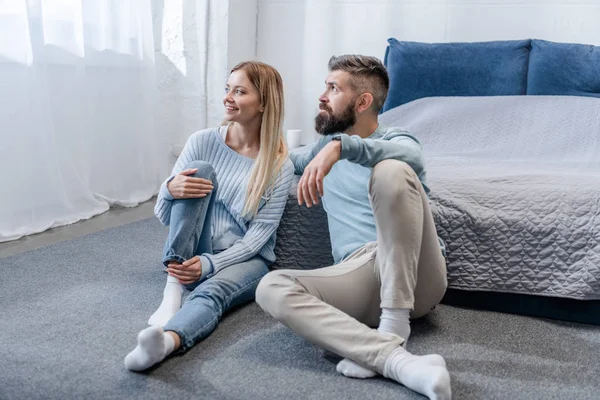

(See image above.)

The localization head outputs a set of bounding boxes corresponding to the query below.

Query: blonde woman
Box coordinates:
[125,61,293,371]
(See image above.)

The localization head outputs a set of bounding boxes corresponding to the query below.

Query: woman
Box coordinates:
[125,61,293,371]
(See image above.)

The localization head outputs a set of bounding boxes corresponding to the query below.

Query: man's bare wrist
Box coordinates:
[330,139,342,155]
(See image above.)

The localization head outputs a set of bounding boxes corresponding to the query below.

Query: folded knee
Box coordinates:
[369,160,417,197]
[256,271,302,320]
[184,160,216,180]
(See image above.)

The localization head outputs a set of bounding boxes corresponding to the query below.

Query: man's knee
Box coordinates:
[256,270,299,320]
[184,160,215,180]
[369,160,416,198]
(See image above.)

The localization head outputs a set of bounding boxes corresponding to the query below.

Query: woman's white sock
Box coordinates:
[148,276,183,326]
[124,326,175,371]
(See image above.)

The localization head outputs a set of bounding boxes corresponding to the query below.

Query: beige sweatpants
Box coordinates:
[255,159,447,374]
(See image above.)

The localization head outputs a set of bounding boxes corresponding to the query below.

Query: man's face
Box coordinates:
[315,70,358,135]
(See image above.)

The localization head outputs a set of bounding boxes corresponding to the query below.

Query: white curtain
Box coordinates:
[0,0,170,242]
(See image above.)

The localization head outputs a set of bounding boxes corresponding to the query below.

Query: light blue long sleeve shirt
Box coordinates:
[155,126,294,277]
[290,125,431,264]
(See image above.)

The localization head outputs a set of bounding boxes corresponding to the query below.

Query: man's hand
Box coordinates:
[297,140,341,207]
[167,168,214,200]
[166,256,202,285]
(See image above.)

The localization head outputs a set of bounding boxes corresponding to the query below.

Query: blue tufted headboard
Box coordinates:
[381,38,600,113]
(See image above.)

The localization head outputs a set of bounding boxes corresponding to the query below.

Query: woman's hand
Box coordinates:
[167,168,214,200]
[166,256,202,285]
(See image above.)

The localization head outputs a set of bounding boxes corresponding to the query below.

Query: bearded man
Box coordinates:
[256,55,451,400]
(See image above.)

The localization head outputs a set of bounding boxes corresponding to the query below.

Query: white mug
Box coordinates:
[286,129,302,149]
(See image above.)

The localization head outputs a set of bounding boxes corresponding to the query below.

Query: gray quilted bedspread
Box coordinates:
[273,175,333,270]
[275,95,600,300]
[428,167,600,299]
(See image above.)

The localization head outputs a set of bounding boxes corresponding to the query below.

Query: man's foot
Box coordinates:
[383,347,451,400]
[336,353,446,379]
[124,326,175,371]
[148,276,183,326]
[336,307,412,379]
[336,358,377,378]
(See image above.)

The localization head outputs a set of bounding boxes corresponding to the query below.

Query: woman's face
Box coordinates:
[223,70,263,125]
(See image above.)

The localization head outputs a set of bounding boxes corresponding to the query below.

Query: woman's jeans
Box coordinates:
[161,161,270,351]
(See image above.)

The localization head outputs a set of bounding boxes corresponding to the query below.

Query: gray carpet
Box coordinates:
[1,218,598,400]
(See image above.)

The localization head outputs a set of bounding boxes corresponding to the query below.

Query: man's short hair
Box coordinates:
[328,55,389,113]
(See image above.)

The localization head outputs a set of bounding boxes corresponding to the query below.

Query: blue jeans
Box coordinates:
[162,161,217,266]
[164,256,269,351]
[161,160,270,351]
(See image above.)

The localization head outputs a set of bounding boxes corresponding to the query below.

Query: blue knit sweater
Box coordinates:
[155,126,294,277]
[290,125,432,263]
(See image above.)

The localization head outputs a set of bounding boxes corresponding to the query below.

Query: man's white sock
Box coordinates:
[379,307,411,344]
[148,276,183,326]
[336,307,411,379]
[383,346,451,400]
[124,326,175,371]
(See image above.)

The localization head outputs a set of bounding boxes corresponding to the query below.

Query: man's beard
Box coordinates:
[314,101,357,135]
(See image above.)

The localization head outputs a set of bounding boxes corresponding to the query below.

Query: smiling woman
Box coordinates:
[225,61,288,217]
[222,69,264,159]
[124,61,294,372]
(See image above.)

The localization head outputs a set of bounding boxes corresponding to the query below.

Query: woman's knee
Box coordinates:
[184,160,216,180]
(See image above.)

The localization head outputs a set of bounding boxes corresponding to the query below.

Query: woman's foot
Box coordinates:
[124,326,175,371]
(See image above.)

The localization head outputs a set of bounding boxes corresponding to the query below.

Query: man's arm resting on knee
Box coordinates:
[334,131,425,176]
[290,136,332,175]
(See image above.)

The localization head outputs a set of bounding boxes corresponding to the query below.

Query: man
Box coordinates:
[255,55,450,400]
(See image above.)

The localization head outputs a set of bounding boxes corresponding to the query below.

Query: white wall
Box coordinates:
[228,0,259,66]
[153,0,600,148]
[257,0,600,143]
[152,0,261,155]
[151,0,233,157]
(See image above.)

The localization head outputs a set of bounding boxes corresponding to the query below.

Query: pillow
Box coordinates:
[527,39,600,97]
[382,39,531,112]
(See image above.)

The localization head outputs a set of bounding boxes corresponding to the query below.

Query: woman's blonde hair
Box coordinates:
[229,61,288,218]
